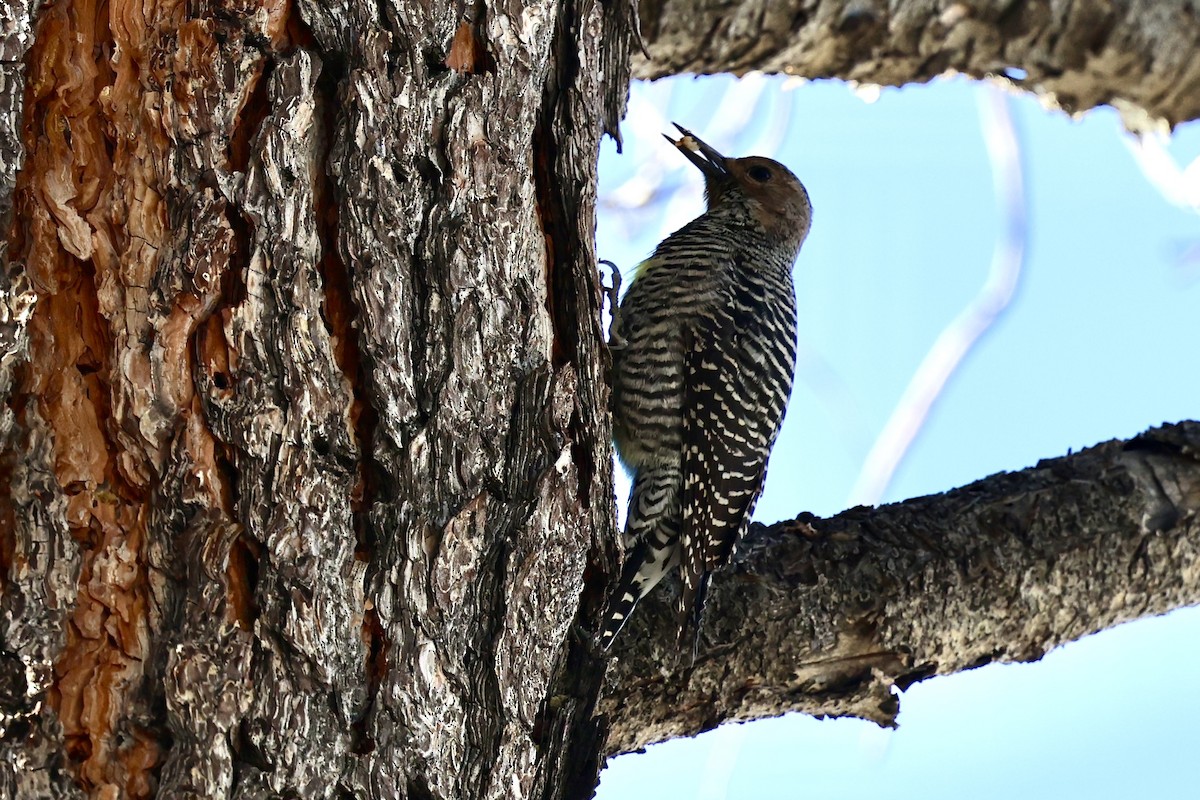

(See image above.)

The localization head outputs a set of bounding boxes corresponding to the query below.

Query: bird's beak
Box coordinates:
[665,123,729,180]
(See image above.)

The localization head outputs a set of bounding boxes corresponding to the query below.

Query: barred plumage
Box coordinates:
[600,126,812,651]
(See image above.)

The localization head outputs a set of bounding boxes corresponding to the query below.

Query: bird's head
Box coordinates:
[667,124,812,253]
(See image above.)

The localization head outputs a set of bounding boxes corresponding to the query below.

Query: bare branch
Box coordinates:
[601,421,1200,755]
[849,85,1026,506]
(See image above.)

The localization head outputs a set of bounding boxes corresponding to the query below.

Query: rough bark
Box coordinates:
[2,0,1199,799]
[1,2,39,467]
[635,0,1200,128]
[1,0,631,797]
[601,422,1200,754]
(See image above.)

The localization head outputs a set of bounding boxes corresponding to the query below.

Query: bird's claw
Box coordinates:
[571,621,610,658]
[598,259,627,350]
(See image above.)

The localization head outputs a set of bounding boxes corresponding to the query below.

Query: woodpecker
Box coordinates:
[600,125,811,651]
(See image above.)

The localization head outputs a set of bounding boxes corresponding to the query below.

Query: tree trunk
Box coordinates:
[1,1,1197,799]
[2,0,632,796]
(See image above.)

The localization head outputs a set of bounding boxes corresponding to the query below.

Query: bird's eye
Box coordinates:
[747,165,772,182]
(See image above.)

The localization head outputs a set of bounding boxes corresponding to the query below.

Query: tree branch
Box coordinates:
[600,421,1200,755]
[635,0,1200,127]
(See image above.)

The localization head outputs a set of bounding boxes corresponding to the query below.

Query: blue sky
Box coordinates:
[595,75,1200,799]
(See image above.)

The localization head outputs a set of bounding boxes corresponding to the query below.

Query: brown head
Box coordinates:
[667,124,812,253]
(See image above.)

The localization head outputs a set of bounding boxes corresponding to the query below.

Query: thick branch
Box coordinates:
[635,0,1200,127]
[600,421,1200,755]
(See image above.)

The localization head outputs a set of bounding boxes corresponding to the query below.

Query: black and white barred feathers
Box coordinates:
[600,125,812,652]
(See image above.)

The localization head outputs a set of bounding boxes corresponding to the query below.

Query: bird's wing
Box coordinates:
[678,311,792,644]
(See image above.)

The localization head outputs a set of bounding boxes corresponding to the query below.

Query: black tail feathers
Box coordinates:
[596,543,654,650]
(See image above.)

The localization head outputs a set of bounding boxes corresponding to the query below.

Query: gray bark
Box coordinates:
[1,0,631,797]
[0,0,1198,799]
[600,422,1200,754]
[0,0,38,461]
[636,0,1200,128]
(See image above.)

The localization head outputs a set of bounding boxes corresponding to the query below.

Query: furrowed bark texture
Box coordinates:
[1,0,633,798]
[601,422,1200,755]
[635,0,1200,127]
[0,3,39,507]
[2,2,78,798]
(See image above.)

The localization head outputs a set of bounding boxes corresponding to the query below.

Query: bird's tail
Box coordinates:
[597,542,653,650]
[598,465,682,649]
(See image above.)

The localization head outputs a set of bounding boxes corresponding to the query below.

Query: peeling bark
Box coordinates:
[601,422,1200,754]
[635,0,1200,128]
[2,0,632,796]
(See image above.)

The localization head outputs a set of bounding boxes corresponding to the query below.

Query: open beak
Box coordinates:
[665,123,729,180]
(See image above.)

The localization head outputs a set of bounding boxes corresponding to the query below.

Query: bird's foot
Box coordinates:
[571,621,611,659]
[598,259,627,349]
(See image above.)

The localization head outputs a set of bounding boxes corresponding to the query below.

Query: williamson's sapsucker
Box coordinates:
[601,125,812,650]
